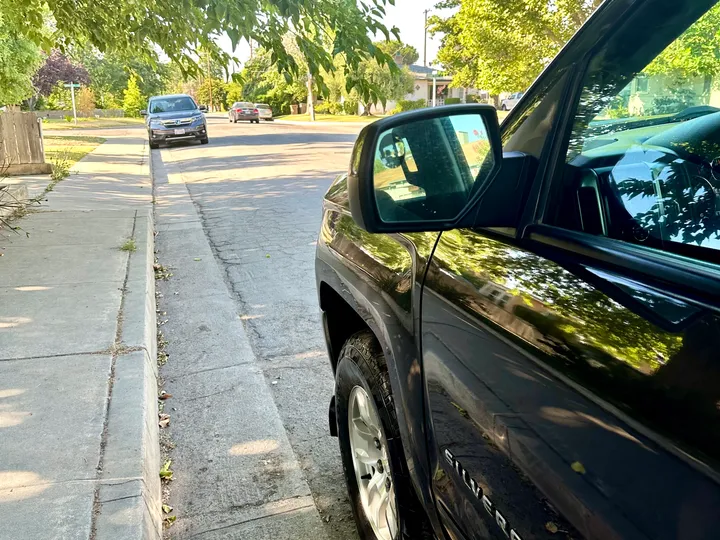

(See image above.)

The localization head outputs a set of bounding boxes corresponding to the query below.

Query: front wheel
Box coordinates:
[335,331,432,540]
[200,137,209,145]
[149,140,159,150]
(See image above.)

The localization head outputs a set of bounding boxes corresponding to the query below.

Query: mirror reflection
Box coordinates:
[372,114,495,223]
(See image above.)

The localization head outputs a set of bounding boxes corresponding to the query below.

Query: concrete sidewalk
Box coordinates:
[0,137,159,539]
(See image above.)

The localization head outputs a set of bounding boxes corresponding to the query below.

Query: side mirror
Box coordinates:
[348,104,505,233]
[140,110,147,116]
[199,105,208,112]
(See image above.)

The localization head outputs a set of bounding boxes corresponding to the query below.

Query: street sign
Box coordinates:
[64,82,80,124]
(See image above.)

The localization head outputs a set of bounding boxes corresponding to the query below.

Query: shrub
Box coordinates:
[315,101,343,115]
[343,99,359,115]
[64,115,73,122]
[390,99,426,115]
[445,97,461,105]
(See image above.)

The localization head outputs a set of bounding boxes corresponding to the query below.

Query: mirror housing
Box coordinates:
[199,104,208,112]
[348,104,507,234]
[140,110,147,116]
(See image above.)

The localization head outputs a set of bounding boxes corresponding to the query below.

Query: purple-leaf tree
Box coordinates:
[33,50,90,96]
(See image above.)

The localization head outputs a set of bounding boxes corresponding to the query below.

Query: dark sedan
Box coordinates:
[228,102,260,124]
[142,94,208,149]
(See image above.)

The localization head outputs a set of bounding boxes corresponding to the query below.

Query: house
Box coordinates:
[364,64,484,115]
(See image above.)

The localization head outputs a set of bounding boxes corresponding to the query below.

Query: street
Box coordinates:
[154,115,363,539]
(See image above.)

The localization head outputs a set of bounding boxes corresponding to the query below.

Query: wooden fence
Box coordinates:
[0,111,51,176]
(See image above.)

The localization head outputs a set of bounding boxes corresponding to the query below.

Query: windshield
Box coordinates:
[149,96,197,113]
[255,104,270,109]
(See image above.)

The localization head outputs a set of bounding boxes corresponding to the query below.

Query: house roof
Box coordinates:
[406,64,452,81]
[408,64,435,75]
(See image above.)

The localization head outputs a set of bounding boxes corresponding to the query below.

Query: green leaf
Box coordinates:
[159,460,174,480]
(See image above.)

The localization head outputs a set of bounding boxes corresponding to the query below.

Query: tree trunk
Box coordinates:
[307,73,315,122]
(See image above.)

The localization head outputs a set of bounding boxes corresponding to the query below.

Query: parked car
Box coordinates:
[254,103,274,121]
[499,91,524,111]
[142,94,208,149]
[316,1,720,539]
[228,102,259,123]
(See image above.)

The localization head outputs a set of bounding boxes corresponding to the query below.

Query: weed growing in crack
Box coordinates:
[120,238,137,252]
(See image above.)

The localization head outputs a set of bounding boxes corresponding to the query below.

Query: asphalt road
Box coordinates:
[158,115,364,539]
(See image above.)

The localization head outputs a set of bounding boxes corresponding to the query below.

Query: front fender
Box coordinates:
[316,206,441,532]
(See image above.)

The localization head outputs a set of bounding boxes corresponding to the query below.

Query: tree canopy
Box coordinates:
[430,0,602,95]
[34,51,90,96]
[2,0,399,99]
[375,40,419,66]
[0,18,42,105]
[645,3,720,80]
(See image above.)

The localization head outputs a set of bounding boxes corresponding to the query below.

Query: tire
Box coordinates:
[149,140,159,150]
[501,104,508,111]
[200,137,209,145]
[335,331,432,540]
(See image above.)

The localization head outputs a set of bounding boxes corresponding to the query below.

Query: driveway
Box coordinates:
[154,116,363,538]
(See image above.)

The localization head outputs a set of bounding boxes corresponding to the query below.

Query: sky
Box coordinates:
[218,0,452,72]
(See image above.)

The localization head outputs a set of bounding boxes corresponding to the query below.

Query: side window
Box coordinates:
[501,71,568,159]
[553,2,720,260]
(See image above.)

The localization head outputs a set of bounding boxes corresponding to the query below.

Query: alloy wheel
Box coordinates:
[348,386,399,540]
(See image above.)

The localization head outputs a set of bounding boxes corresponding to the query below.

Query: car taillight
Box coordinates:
[254,109,259,114]
[234,108,241,112]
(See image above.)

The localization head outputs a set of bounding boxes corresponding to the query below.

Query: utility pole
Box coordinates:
[423,9,430,67]
[432,71,438,107]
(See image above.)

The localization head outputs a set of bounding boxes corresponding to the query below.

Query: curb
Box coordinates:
[93,142,161,540]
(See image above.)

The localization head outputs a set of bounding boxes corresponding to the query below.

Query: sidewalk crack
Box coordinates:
[89,209,138,540]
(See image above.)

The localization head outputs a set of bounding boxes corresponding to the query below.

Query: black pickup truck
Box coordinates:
[315,0,720,539]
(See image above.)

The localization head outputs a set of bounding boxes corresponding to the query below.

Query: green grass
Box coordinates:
[41,117,145,130]
[44,136,106,169]
[276,113,382,123]
[279,110,511,124]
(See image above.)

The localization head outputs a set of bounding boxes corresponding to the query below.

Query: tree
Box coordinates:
[77,87,96,115]
[644,3,720,81]
[78,49,171,108]
[350,59,414,114]
[430,0,602,95]
[226,82,243,107]
[240,46,309,115]
[2,0,399,104]
[123,75,145,117]
[375,40,419,66]
[196,78,228,111]
[0,20,42,105]
[46,82,72,110]
[33,50,89,96]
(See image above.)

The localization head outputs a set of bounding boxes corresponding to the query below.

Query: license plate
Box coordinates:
[174,128,185,135]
